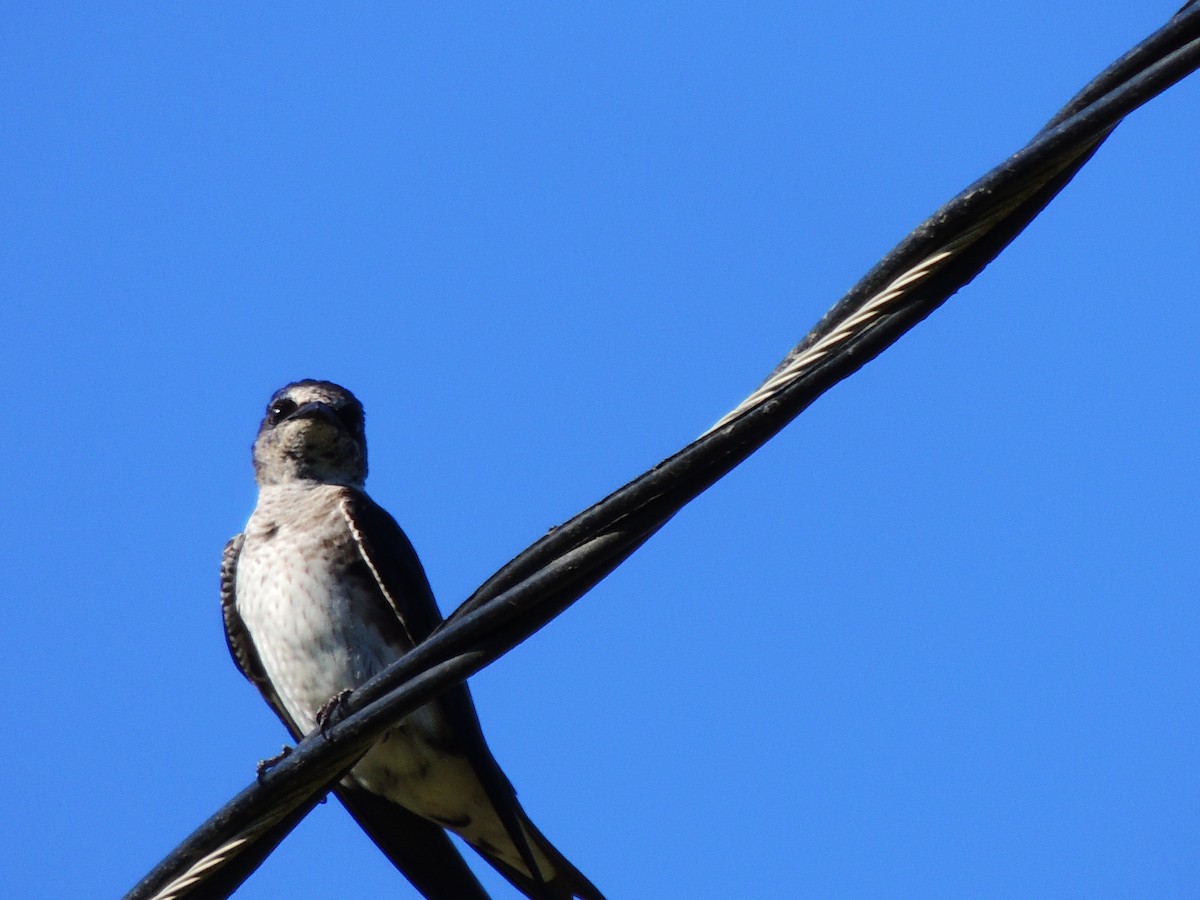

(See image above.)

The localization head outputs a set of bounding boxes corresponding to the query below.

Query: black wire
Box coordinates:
[123,7,1200,899]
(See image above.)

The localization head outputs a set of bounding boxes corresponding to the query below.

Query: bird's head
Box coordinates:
[252,380,368,487]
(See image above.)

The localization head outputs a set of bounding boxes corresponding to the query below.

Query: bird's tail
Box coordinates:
[469,809,605,900]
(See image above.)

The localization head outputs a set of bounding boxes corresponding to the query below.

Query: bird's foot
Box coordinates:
[256,745,292,781]
[315,689,354,738]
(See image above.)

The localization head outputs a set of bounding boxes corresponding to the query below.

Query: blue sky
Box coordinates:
[3,3,1197,898]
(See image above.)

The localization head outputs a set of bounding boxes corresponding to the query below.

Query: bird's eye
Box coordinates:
[336,404,364,434]
[267,398,298,424]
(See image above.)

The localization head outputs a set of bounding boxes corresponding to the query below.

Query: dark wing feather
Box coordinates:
[339,491,606,900]
[337,494,538,876]
[220,531,492,900]
[337,491,446,643]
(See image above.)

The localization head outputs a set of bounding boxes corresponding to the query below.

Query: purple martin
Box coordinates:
[222,380,603,900]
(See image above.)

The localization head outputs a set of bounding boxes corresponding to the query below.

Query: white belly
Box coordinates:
[233,495,496,827]
[234,486,538,869]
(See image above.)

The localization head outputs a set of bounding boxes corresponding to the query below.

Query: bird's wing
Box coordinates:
[338,491,605,900]
[337,494,538,873]
[220,532,492,900]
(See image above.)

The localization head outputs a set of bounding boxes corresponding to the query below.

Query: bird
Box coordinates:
[221,379,603,900]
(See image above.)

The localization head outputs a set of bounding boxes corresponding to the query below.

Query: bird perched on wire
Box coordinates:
[221,379,603,900]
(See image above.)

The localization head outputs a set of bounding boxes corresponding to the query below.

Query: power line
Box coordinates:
[124,6,1200,898]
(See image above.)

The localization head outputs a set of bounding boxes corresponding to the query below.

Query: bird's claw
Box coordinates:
[256,745,292,781]
[315,689,354,738]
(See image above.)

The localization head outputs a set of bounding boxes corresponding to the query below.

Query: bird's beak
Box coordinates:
[288,401,341,427]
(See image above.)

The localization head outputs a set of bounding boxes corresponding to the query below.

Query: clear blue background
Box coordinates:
[3,3,1197,897]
